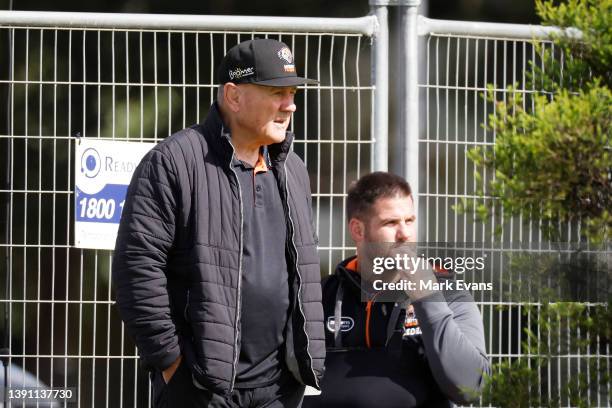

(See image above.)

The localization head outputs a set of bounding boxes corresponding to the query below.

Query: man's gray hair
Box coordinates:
[216,85,224,104]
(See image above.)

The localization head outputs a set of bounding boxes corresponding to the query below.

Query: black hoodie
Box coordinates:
[303,256,490,408]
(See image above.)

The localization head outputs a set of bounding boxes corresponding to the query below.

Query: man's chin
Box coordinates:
[265,131,287,144]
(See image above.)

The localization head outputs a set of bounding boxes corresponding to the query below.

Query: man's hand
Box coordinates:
[162,355,183,384]
[389,244,437,301]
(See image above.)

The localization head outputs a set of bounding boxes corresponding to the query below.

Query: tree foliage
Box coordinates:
[459,0,611,243]
[482,303,610,407]
[470,85,611,242]
[456,1,612,405]
[536,0,611,90]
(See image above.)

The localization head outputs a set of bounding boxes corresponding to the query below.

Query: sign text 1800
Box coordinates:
[78,197,125,220]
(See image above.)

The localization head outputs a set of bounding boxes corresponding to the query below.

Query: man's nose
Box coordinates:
[396,223,411,242]
[281,94,297,112]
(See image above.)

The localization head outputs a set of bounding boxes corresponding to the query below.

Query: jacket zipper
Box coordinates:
[183,289,190,322]
[283,161,320,389]
[227,146,244,395]
[365,300,373,348]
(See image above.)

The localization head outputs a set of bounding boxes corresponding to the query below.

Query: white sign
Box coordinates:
[74,139,156,249]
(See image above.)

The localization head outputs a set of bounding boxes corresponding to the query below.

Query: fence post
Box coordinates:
[399,0,421,232]
[369,0,389,172]
[2,18,14,408]
[371,0,420,224]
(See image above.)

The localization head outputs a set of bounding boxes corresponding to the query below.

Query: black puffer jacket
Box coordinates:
[112,103,325,397]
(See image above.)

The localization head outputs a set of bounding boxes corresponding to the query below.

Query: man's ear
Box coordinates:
[348,218,365,243]
[223,82,241,113]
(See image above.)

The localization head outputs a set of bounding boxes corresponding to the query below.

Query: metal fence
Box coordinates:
[0,10,380,407]
[413,15,610,408]
[0,5,609,408]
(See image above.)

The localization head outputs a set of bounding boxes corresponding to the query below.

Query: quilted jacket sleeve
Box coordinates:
[412,290,490,404]
[111,147,181,372]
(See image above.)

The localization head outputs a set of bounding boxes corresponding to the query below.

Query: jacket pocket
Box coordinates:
[163,357,184,386]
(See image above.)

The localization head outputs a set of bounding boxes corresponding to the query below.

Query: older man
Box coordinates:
[112,39,325,408]
[303,172,490,407]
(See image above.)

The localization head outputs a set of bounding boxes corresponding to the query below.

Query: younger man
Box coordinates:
[304,172,489,407]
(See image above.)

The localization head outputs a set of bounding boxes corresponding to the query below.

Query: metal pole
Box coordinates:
[0,10,378,35]
[369,1,389,172]
[400,0,421,232]
[2,6,14,408]
[417,16,581,40]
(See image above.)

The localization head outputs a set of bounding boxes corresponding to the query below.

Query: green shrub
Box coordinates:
[454,1,611,405]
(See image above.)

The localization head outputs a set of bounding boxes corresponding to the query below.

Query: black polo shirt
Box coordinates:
[233,151,291,388]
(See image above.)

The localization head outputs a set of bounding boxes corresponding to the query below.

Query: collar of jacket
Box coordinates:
[335,256,366,295]
[199,102,295,165]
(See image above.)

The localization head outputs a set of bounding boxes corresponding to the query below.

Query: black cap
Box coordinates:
[217,39,318,87]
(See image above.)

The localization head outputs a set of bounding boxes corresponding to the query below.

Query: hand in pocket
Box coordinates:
[162,355,183,384]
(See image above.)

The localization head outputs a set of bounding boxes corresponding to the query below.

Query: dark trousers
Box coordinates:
[152,359,306,408]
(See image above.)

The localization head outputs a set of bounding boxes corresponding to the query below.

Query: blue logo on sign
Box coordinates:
[81,148,101,179]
